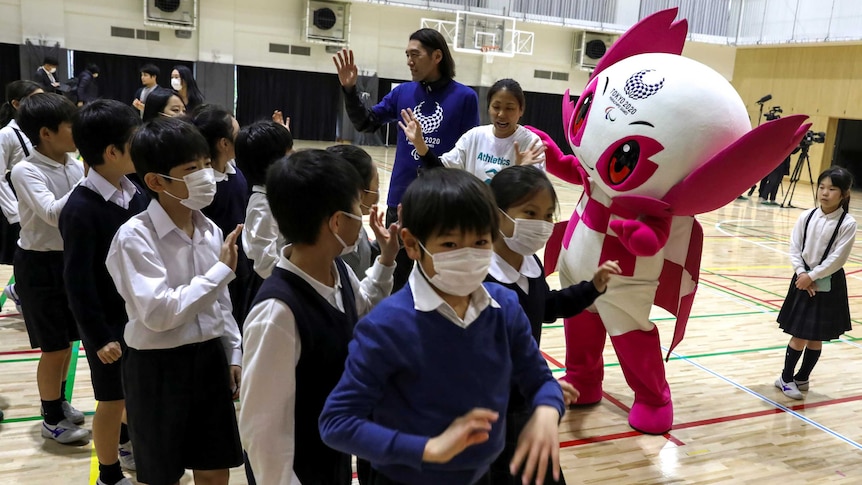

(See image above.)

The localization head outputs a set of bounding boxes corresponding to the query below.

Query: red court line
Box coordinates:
[0,349,41,356]
[561,393,862,449]
[699,277,781,309]
[541,351,564,369]
[0,312,21,319]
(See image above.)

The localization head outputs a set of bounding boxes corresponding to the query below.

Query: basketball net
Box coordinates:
[481,45,499,64]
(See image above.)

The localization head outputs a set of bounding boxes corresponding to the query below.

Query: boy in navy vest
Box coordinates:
[320,168,566,485]
[239,149,398,485]
[105,117,244,485]
[60,99,148,485]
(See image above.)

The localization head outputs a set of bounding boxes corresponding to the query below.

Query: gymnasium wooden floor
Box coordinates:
[1,142,860,484]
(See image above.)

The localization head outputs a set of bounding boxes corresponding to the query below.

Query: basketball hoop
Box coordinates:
[481,45,499,64]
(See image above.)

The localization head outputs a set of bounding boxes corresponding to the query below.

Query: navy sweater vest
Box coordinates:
[59,184,149,347]
[250,258,356,485]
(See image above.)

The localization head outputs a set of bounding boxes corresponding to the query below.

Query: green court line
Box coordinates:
[0,274,12,310]
[65,341,80,402]
[2,411,95,424]
[702,268,787,299]
[0,357,41,364]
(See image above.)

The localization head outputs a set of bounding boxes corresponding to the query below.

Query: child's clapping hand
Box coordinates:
[369,204,399,267]
[593,260,622,293]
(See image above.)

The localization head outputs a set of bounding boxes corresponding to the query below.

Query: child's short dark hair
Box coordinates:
[140,64,160,77]
[130,117,209,197]
[326,145,374,189]
[266,149,361,245]
[73,99,141,167]
[489,165,557,211]
[401,168,498,246]
[15,93,77,148]
[43,56,59,66]
[190,104,234,160]
[235,120,293,187]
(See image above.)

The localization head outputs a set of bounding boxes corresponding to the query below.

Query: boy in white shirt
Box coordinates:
[106,117,244,485]
[11,92,87,444]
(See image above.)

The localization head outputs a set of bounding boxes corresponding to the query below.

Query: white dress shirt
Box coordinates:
[81,169,139,209]
[488,252,542,295]
[408,263,499,329]
[11,150,84,251]
[105,199,242,365]
[790,207,857,280]
[0,119,34,223]
[239,247,395,485]
[242,186,286,279]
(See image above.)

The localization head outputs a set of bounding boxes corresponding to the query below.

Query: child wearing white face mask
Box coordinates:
[320,168,567,485]
[487,165,620,485]
[239,149,399,485]
[105,117,244,485]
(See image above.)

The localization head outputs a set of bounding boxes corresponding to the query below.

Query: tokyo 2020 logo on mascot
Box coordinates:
[530,8,808,434]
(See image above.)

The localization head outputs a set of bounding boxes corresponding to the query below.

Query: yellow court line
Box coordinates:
[88,401,99,485]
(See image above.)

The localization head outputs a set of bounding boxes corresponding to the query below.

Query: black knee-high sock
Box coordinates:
[60,380,68,402]
[782,346,803,382]
[119,422,130,445]
[794,348,822,381]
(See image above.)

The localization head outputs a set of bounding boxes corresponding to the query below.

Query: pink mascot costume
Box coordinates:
[531,8,809,434]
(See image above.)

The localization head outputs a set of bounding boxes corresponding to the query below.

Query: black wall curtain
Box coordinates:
[236,66,341,141]
[521,91,576,156]
[72,51,193,106]
[0,43,21,91]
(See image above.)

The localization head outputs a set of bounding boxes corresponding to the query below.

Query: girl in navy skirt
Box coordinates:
[776,166,857,400]
[487,166,620,484]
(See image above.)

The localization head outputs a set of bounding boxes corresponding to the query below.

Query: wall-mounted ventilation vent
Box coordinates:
[534,69,569,81]
[145,0,197,30]
[269,44,312,56]
[305,0,350,45]
[573,31,618,71]
[111,26,160,41]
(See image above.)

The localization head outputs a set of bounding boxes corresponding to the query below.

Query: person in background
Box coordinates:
[171,65,204,112]
[141,89,185,122]
[132,64,160,114]
[75,64,100,107]
[34,56,61,94]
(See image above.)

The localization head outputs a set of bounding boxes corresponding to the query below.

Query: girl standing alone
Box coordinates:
[775,166,857,399]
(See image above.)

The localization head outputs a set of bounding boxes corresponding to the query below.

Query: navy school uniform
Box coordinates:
[484,253,602,485]
[202,163,252,326]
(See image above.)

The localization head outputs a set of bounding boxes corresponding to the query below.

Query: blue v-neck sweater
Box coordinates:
[320,282,565,485]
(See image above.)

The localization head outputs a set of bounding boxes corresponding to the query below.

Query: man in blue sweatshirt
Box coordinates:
[320,168,565,485]
[333,28,480,226]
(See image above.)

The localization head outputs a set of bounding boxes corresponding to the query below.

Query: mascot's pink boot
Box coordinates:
[562,311,607,405]
[610,327,672,434]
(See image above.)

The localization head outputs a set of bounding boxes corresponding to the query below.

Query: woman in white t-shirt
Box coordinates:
[399,78,545,183]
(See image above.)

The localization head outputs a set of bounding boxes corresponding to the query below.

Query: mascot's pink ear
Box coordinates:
[663,115,810,216]
[592,8,688,78]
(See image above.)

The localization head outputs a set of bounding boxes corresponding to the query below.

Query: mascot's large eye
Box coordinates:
[572,93,593,135]
[608,140,640,185]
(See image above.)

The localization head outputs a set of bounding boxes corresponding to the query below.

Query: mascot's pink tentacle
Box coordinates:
[525,126,584,185]
[663,115,810,216]
[592,8,688,78]
[561,89,576,138]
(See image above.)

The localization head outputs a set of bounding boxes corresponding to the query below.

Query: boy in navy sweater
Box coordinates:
[59,100,147,485]
[239,149,398,485]
[11,93,87,445]
[106,118,244,485]
[320,168,565,485]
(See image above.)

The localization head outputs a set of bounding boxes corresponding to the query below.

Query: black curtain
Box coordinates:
[0,43,21,91]
[521,91,576,155]
[377,77,406,146]
[236,66,341,141]
[71,51,193,106]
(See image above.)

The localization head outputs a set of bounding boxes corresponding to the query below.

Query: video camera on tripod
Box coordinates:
[800,130,826,147]
[764,106,783,121]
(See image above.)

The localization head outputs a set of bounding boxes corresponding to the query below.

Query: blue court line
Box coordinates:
[664,346,862,451]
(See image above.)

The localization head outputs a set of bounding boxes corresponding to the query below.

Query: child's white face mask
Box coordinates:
[417,241,492,296]
[160,168,217,210]
[332,211,363,257]
[500,210,554,256]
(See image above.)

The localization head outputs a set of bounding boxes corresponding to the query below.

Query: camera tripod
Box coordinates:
[780,145,815,209]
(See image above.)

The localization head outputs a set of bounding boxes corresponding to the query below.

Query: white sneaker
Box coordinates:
[118,441,136,471]
[42,401,86,425]
[41,419,90,444]
[775,377,804,400]
[96,478,133,485]
[3,283,21,314]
